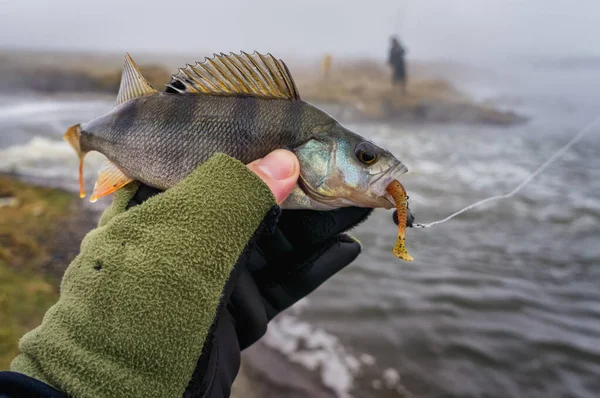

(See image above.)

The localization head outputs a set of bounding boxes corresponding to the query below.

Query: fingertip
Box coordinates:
[248,149,300,203]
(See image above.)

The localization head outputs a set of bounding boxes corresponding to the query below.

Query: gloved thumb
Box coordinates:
[247,149,299,204]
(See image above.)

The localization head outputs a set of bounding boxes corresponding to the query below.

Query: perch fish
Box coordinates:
[63,52,413,260]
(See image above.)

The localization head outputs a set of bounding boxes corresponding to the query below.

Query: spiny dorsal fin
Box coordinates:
[115,53,158,106]
[166,52,300,100]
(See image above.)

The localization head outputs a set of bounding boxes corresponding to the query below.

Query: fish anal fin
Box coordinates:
[115,53,158,106]
[90,160,133,203]
[62,124,87,198]
[166,51,300,100]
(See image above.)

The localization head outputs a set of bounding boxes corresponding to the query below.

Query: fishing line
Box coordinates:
[413,114,600,228]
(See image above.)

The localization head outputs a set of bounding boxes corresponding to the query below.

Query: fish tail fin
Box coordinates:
[63,124,87,198]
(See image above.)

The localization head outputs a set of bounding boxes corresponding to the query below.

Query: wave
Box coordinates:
[0,137,106,190]
[0,99,110,120]
[262,302,360,398]
[262,300,408,398]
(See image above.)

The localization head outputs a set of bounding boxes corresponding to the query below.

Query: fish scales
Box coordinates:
[82,94,333,189]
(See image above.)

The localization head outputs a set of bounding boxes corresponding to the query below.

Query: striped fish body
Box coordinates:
[63,52,414,261]
[81,93,334,189]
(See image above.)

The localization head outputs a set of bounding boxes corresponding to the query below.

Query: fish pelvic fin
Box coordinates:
[166,51,300,100]
[63,124,87,198]
[115,53,158,107]
[89,159,134,203]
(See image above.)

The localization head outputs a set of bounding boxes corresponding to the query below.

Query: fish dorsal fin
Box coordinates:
[115,53,158,106]
[166,52,300,100]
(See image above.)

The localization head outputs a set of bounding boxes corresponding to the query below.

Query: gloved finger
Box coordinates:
[227,266,270,350]
[185,307,240,397]
[278,207,373,247]
[257,234,361,315]
[126,184,163,209]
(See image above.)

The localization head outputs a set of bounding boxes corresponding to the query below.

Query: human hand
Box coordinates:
[127,150,374,351]
[121,149,375,398]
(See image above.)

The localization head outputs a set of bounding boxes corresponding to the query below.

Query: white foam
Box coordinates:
[0,137,105,185]
[263,312,359,398]
[359,353,376,366]
[262,300,412,397]
[0,100,110,120]
[382,368,401,388]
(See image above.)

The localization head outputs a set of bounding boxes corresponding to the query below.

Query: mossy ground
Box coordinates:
[0,262,58,369]
[0,176,90,369]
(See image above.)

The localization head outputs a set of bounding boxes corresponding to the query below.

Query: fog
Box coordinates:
[0,0,599,62]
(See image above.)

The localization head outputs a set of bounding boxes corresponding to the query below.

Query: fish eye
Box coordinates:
[355,142,379,165]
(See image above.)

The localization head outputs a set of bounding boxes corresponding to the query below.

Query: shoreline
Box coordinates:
[0,174,337,397]
[0,50,527,126]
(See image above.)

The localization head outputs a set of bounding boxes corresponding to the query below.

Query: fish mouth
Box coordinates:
[297,175,348,209]
[297,161,409,210]
[370,162,409,207]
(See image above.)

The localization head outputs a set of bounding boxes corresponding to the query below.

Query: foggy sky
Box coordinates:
[0,0,598,62]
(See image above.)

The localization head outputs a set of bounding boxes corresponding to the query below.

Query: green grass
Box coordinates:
[0,176,76,369]
[0,262,58,369]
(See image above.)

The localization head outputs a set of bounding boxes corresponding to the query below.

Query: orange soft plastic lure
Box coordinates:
[386,180,414,262]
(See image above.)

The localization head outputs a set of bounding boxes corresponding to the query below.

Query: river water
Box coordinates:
[1,59,599,398]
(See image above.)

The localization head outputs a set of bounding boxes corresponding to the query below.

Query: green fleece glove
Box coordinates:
[10,154,275,398]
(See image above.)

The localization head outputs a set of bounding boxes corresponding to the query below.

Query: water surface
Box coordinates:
[1,61,599,398]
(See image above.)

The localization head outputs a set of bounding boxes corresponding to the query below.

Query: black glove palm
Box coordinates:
[127,184,372,397]
[230,206,372,349]
[127,184,372,349]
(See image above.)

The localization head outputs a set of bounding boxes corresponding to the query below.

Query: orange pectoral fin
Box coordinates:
[89,159,133,203]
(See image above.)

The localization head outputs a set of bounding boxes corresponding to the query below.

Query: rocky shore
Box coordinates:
[296,60,526,125]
